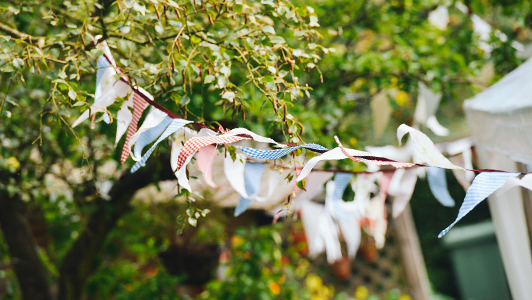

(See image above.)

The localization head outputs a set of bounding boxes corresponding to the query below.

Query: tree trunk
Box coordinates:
[0,187,52,300]
[58,157,175,300]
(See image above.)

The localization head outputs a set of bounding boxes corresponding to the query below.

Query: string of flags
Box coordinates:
[73,42,532,262]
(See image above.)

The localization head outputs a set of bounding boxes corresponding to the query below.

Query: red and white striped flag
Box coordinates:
[121,91,150,163]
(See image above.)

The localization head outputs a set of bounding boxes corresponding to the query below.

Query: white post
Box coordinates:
[475,146,532,300]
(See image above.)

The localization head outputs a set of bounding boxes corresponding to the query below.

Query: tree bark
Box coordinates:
[58,156,176,300]
[0,178,53,300]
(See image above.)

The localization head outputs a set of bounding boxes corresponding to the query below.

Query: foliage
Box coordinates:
[199,225,306,300]
[0,0,530,299]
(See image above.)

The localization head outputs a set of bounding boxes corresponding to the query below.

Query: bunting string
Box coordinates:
[72,42,532,250]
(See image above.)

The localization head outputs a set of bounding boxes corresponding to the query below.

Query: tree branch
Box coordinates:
[57,155,176,300]
[0,173,52,300]
[0,20,44,41]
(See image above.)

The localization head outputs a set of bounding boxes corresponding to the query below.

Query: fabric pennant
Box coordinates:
[131,116,173,162]
[337,213,361,259]
[128,107,169,158]
[130,119,192,173]
[438,172,519,238]
[397,124,461,170]
[96,43,116,124]
[425,115,449,136]
[380,171,394,203]
[234,162,267,216]
[239,144,328,160]
[330,173,353,220]
[297,147,372,182]
[74,42,129,128]
[335,199,362,259]
[427,167,455,207]
[497,174,532,195]
[225,128,286,147]
[196,145,220,189]
[335,136,416,169]
[176,130,253,171]
[120,91,150,163]
[224,153,249,198]
[351,173,379,218]
[332,173,353,202]
[115,92,134,145]
[365,195,388,249]
[414,82,448,136]
[73,72,131,128]
[300,200,342,263]
[255,169,281,202]
[390,168,418,218]
[171,127,197,191]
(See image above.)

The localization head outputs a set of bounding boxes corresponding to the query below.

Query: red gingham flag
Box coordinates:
[334,136,416,169]
[121,92,149,163]
[176,133,251,171]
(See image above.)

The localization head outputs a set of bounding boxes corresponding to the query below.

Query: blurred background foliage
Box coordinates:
[1,0,531,299]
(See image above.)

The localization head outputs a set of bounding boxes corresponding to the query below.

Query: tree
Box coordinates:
[0,0,527,299]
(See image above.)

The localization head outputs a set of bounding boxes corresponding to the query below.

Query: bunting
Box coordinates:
[427,167,456,207]
[71,42,532,249]
[130,119,192,173]
[121,91,150,163]
[176,131,252,171]
[196,145,220,189]
[438,172,519,238]
[239,143,328,160]
[234,162,267,216]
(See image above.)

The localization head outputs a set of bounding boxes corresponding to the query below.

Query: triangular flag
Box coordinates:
[239,144,327,160]
[330,173,353,220]
[390,168,418,218]
[130,119,192,173]
[439,172,519,238]
[427,167,455,207]
[335,137,416,169]
[73,42,130,128]
[497,174,532,195]
[176,130,252,171]
[171,127,197,191]
[365,195,388,249]
[196,145,220,189]
[128,107,169,158]
[120,91,150,163]
[131,116,173,161]
[397,124,460,169]
[234,162,266,216]
[297,147,373,181]
[300,200,342,263]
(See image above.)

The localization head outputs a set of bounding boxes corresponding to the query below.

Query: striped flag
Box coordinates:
[438,172,519,238]
[121,92,149,163]
[131,119,192,173]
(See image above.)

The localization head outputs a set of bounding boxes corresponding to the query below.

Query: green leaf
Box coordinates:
[234,4,243,13]
[296,179,306,191]
[204,75,215,83]
[222,91,235,101]
[190,35,201,44]
[12,58,24,69]
[68,89,77,100]
[186,208,194,216]
[263,26,275,35]
[188,217,197,227]
[190,64,200,75]
[180,95,190,105]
